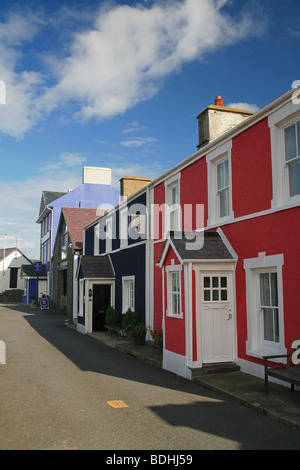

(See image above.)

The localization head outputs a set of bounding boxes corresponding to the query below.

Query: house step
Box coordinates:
[191,363,240,377]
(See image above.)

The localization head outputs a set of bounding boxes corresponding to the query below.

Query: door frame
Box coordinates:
[86,278,115,334]
[193,261,237,368]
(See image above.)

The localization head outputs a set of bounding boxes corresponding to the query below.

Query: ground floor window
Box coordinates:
[166,264,183,318]
[122,276,135,313]
[244,253,286,358]
[259,272,279,343]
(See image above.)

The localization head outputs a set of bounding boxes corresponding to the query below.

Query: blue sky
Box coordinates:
[0,0,299,259]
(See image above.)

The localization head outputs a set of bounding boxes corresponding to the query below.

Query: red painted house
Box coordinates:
[148,88,300,382]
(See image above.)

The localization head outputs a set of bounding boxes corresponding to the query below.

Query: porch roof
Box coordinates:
[78,255,115,279]
[158,231,235,267]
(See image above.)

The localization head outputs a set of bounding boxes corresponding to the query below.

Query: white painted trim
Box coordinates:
[244,252,286,359]
[165,264,183,319]
[268,99,300,209]
[163,349,191,379]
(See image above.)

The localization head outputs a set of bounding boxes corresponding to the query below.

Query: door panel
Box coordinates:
[92,284,111,331]
[200,273,233,364]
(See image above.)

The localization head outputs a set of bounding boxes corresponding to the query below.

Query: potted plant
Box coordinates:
[123,309,146,345]
[150,326,163,350]
[131,322,147,345]
[105,306,119,328]
[122,308,139,331]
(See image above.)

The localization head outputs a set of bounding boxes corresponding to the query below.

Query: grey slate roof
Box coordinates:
[37,190,67,221]
[21,263,47,278]
[79,255,115,279]
[159,231,234,264]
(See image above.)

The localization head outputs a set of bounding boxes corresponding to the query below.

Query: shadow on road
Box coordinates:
[2,303,300,450]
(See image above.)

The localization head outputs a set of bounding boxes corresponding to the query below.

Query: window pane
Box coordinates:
[171,185,178,205]
[220,188,229,217]
[204,290,210,301]
[263,307,274,341]
[172,272,180,292]
[285,124,297,161]
[288,160,300,197]
[297,121,300,156]
[212,290,219,301]
[204,277,210,288]
[260,273,270,306]
[263,308,279,343]
[217,161,224,190]
[212,277,219,287]
[221,277,227,288]
[221,290,227,301]
[270,273,278,307]
[224,158,229,187]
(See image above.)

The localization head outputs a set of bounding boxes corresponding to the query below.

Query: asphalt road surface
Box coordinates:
[1,303,300,451]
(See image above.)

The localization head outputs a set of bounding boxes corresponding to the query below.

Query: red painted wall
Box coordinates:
[231,118,273,218]
[222,206,300,362]
[163,246,185,356]
[180,158,208,229]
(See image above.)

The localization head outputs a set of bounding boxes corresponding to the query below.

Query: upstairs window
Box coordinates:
[164,173,181,236]
[217,158,229,218]
[285,120,300,197]
[61,222,68,260]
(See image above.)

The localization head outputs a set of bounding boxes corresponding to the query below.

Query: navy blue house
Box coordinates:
[75,183,151,335]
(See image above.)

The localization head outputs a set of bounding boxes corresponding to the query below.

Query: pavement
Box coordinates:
[89,329,300,432]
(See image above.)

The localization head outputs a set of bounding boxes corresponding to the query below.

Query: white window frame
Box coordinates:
[244,252,286,360]
[164,173,181,236]
[122,275,135,313]
[120,207,128,249]
[94,223,100,255]
[207,140,233,226]
[78,279,84,317]
[166,263,183,318]
[269,98,300,208]
[105,217,113,253]
[284,119,300,199]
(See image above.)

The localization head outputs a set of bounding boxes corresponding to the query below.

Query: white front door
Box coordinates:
[200,273,234,364]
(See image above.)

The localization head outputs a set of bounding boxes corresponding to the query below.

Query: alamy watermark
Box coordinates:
[95,202,205,251]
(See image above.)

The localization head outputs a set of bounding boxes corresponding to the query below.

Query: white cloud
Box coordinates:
[40,152,87,173]
[0,0,263,138]
[226,102,260,113]
[120,136,157,148]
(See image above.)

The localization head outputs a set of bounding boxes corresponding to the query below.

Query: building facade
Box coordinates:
[36,167,120,298]
[75,177,152,334]
[149,88,300,381]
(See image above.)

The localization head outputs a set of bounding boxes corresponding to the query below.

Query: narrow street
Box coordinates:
[1,303,300,451]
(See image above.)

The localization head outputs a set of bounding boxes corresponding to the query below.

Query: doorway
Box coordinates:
[199,272,234,364]
[92,284,111,331]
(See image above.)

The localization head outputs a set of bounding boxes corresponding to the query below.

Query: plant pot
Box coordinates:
[133,333,146,346]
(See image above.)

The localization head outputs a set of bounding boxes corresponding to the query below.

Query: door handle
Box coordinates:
[227,313,232,321]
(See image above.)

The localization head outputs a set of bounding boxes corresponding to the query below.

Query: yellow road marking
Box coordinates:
[107,400,128,408]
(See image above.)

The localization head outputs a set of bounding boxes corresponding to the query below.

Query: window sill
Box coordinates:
[246,343,287,362]
[166,311,183,319]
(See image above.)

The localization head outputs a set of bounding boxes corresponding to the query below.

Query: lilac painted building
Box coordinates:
[36,167,120,299]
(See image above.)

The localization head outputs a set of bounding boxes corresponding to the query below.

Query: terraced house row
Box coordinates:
[39,87,300,384]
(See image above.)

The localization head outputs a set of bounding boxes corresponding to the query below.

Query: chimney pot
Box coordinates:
[215,96,224,106]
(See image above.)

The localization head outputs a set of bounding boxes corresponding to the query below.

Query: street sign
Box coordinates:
[34,262,42,271]
[40,298,49,310]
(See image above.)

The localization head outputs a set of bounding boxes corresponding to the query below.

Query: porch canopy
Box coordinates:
[158,230,235,266]
[77,255,115,279]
